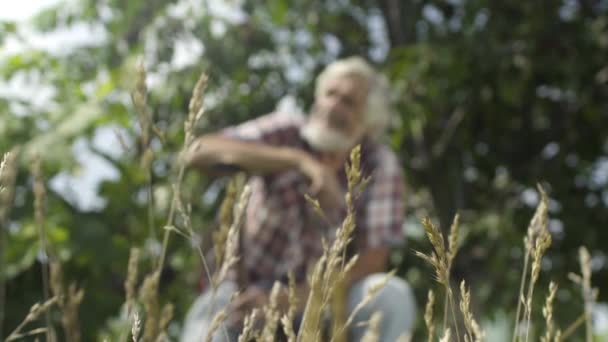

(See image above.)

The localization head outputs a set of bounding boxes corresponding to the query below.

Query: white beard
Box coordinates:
[300,120,358,152]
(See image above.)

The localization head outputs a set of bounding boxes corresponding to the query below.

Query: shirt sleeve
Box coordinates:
[360,146,406,249]
[220,112,306,147]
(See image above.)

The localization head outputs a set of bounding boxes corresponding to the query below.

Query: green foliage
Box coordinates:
[1,0,607,340]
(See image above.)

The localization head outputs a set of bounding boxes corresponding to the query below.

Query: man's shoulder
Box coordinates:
[253,111,307,129]
[222,111,307,144]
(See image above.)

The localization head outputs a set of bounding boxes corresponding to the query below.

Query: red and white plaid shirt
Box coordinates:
[220,112,405,289]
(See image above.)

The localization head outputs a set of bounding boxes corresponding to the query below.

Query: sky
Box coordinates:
[2,0,121,211]
[0,0,62,21]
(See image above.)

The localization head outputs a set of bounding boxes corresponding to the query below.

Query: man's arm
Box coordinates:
[185,134,307,175]
[185,134,343,207]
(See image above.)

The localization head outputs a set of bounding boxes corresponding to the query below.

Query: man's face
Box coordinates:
[301,74,369,152]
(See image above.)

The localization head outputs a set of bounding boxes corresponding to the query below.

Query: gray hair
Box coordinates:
[314,56,392,139]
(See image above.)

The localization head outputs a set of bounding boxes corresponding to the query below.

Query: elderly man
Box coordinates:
[181,57,416,341]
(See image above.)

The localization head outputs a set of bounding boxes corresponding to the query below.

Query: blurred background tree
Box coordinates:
[1,0,607,340]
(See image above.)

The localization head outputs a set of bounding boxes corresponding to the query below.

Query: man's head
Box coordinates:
[301,56,391,153]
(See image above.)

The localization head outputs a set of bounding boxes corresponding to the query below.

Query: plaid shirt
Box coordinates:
[220,112,405,289]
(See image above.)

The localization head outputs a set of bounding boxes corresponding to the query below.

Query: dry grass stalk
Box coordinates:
[5,327,49,341]
[459,280,484,342]
[119,248,141,342]
[155,303,174,342]
[522,186,551,342]
[131,311,141,342]
[132,59,152,154]
[31,155,56,342]
[560,313,585,341]
[185,72,208,146]
[425,290,435,342]
[396,333,412,342]
[125,248,141,315]
[281,314,297,342]
[204,290,240,342]
[414,214,462,340]
[170,177,248,342]
[298,253,327,342]
[50,261,85,342]
[553,329,561,342]
[439,328,452,342]
[0,152,6,340]
[139,271,161,342]
[299,146,369,342]
[360,311,383,342]
[447,214,461,269]
[540,281,558,342]
[169,180,247,342]
[237,308,260,342]
[333,271,395,342]
[59,284,85,342]
[578,247,595,342]
[564,247,598,342]
[5,296,58,342]
[131,59,165,163]
[304,194,332,225]
[513,184,549,342]
[281,272,298,342]
[414,218,448,287]
[0,150,19,223]
[213,185,251,287]
[330,275,348,342]
[260,281,283,341]
[562,254,598,341]
[170,184,215,290]
[0,152,9,191]
[128,67,212,342]
[157,69,208,273]
[329,250,359,342]
[214,178,238,267]
[49,261,63,300]
[0,149,19,340]
[131,60,163,246]
[205,308,228,342]
[446,214,462,342]
[32,155,50,258]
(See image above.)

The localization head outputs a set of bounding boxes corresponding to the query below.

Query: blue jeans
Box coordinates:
[180,273,416,342]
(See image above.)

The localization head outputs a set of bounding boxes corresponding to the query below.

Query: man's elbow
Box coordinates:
[184,135,216,171]
[184,135,241,175]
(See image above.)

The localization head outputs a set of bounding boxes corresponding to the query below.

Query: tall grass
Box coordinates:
[0,150,18,340]
[31,155,56,341]
[415,184,599,342]
[0,62,601,342]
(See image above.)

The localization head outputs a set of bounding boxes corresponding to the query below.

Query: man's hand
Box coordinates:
[297,154,344,210]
